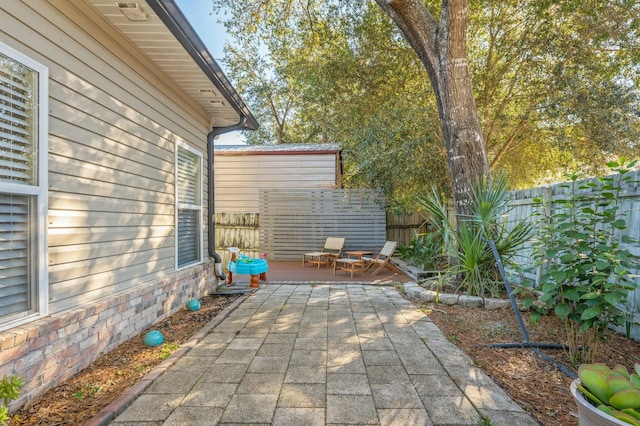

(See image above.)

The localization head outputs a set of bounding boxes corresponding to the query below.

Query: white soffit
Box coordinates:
[88,1,241,127]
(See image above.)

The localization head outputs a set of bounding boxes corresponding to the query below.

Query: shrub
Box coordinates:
[0,375,22,425]
[396,231,444,270]
[524,159,639,364]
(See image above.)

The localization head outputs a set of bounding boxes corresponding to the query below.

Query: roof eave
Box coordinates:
[145,0,259,131]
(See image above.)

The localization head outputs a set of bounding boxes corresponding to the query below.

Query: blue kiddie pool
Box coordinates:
[227,253,268,287]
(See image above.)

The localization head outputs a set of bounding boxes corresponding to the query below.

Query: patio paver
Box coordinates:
[106,284,539,426]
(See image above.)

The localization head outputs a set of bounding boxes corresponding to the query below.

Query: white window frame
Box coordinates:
[0,42,49,331]
[175,142,203,270]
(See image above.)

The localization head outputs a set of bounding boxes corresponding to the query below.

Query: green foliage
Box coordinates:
[73,384,101,401]
[160,343,180,359]
[525,159,639,364]
[213,0,640,204]
[417,174,533,298]
[397,231,444,270]
[0,375,23,425]
[470,1,640,187]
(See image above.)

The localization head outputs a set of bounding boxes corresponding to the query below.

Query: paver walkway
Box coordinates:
[108,284,538,425]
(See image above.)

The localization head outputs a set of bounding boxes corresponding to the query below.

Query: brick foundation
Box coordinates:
[0,261,219,412]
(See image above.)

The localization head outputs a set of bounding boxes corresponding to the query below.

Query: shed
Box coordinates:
[214,143,343,213]
[0,0,256,409]
[213,143,387,263]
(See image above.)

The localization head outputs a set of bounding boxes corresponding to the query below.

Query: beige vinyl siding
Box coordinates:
[214,153,338,213]
[1,2,211,313]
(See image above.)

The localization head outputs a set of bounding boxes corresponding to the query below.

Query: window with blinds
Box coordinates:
[176,145,202,269]
[0,44,48,329]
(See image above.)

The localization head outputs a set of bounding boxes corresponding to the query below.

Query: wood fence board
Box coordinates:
[507,170,640,339]
[257,189,386,261]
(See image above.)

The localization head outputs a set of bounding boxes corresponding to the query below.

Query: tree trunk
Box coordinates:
[375,0,489,215]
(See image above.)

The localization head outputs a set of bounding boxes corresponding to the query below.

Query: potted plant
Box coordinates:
[572,363,640,425]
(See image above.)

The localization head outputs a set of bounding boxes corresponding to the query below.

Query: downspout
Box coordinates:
[207,118,248,280]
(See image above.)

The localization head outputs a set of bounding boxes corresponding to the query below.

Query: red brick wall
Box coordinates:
[0,262,218,412]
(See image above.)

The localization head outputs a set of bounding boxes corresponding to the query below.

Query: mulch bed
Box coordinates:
[9,294,240,425]
[422,302,640,426]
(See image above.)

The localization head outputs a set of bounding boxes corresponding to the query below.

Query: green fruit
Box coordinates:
[610,377,635,395]
[610,389,640,410]
[580,368,612,404]
[635,363,640,377]
[613,365,631,379]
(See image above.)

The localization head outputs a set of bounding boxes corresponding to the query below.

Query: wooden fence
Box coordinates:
[214,188,388,264]
[505,171,640,339]
[385,212,428,244]
[214,212,261,266]
[505,171,640,279]
[259,189,387,260]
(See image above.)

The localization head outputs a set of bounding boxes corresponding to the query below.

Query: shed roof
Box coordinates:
[215,143,341,155]
[87,0,258,131]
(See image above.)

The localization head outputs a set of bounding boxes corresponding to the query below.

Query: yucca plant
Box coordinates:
[417,174,533,297]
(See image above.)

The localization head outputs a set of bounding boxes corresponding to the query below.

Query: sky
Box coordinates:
[174,0,247,145]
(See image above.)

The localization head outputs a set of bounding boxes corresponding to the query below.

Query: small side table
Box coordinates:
[345,251,373,260]
[333,251,373,278]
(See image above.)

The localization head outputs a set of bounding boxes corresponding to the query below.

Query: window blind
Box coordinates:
[177,209,200,267]
[177,148,200,205]
[0,54,36,185]
[0,194,31,316]
[176,146,202,268]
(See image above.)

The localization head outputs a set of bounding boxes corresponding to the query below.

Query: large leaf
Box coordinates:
[581,307,602,321]
[563,288,581,302]
[581,292,600,300]
[530,311,541,326]
[604,292,624,306]
[555,303,570,319]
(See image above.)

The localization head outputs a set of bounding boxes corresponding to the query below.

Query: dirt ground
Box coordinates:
[7,289,640,426]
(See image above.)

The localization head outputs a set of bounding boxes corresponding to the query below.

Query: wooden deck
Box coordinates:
[224,260,414,286]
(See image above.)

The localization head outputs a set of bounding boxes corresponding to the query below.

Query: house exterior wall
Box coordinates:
[0,263,216,412]
[0,2,219,408]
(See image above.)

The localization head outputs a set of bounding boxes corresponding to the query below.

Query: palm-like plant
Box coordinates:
[417,174,532,297]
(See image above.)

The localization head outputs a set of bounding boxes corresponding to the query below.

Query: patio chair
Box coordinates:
[302,237,345,269]
[361,241,400,276]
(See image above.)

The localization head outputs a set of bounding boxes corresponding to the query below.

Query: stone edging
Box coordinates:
[403,281,512,310]
[85,293,249,426]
